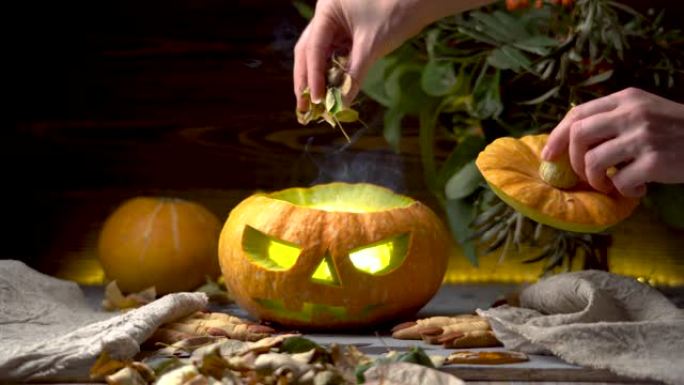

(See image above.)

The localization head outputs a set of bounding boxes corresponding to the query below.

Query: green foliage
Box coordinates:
[645,184,684,230]
[360,0,684,264]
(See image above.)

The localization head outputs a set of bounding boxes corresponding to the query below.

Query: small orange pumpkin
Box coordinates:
[475,134,639,233]
[98,197,221,294]
[218,183,450,329]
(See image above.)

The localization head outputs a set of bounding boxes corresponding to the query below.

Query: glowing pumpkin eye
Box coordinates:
[242,226,301,270]
[349,234,410,275]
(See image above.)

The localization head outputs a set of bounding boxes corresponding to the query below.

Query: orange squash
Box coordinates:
[98,197,221,294]
[218,183,451,329]
[475,134,639,233]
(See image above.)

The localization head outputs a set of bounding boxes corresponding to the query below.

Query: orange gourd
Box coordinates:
[98,197,221,294]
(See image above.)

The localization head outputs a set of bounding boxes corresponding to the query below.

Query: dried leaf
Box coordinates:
[105,366,148,385]
[90,351,130,380]
[160,312,275,342]
[156,336,223,357]
[446,350,528,365]
[339,74,353,97]
[192,345,233,379]
[194,277,233,305]
[102,281,155,311]
[364,362,465,385]
[330,344,370,384]
[313,369,345,385]
[142,355,184,377]
[156,365,201,385]
[254,352,312,378]
[242,333,302,355]
[334,108,359,123]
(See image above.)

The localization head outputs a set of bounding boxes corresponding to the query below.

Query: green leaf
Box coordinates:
[361,57,393,107]
[437,135,485,187]
[472,68,503,119]
[334,108,359,123]
[397,347,435,368]
[386,64,429,115]
[383,107,405,153]
[425,29,440,60]
[325,88,337,112]
[421,60,458,96]
[445,198,478,266]
[491,10,530,41]
[487,46,532,72]
[445,161,484,200]
[519,85,560,105]
[355,362,373,384]
[292,0,314,20]
[513,36,559,55]
[279,336,323,354]
[577,69,614,87]
[470,11,526,43]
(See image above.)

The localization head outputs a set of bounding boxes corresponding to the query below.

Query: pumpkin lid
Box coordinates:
[475,134,639,233]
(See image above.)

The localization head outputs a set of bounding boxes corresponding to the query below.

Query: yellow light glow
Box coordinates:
[267,240,300,269]
[349,243,393,274]
[309,202,376,213]
[311,255,339,285]
[312,259,333,281]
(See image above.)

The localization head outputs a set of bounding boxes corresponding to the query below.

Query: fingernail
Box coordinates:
[312,96,322,104]
[541,146,550,160]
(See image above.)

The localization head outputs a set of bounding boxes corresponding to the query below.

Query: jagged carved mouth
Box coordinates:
[254,298,384,322]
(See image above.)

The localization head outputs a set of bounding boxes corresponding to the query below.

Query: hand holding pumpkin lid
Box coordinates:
[475,134,639,233]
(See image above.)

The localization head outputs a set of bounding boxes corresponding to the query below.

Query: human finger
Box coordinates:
[344,35,374,105]
[543,95,620,160]
[294,25,311,111]
[610,155,653,197]
[567,109,623,183]
[306,14,336,104]
[583,133,637,193]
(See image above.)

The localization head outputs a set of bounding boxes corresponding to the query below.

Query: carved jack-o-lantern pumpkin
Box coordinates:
[218,183,450,329]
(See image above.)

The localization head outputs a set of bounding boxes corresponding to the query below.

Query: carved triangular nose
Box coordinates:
[310,252,341,286]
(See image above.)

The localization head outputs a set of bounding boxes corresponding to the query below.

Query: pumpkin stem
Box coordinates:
[538,153,578,189]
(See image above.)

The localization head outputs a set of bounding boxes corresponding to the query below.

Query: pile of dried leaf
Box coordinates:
[95,282,527,384]
[91,334,470,385]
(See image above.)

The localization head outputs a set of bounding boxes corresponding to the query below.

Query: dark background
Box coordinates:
[7,0,684,279]
[7,0,432,275]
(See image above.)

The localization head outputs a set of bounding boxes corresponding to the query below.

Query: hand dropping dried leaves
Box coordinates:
[296,54,363,142]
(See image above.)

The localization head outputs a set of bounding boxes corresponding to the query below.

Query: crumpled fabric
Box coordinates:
[478,270,684,385]
[0,260,208,382]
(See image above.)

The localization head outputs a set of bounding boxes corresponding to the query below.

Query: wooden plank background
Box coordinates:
[7,0,684,282]
[7,0,440,275]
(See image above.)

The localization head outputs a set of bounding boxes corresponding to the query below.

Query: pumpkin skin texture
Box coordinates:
[98,197,221,294]
[476,134,639,233]
[218,183,451,329]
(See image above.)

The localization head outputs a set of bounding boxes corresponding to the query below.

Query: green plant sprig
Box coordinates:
[358,0,683,267]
